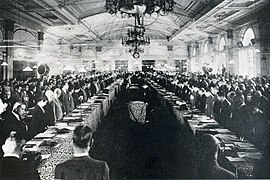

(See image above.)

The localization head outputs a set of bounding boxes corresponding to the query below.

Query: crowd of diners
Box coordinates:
[148,71,270,145]
[1,70,270,179]
[0,71,125,180]
[147,71,270,178]
[0,72,121,155]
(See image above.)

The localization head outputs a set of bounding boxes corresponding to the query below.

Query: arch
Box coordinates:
[59,45,70,54]
[43,37,58,46]
[242,27,255,47]
[13,29,37,46]
[99,48,122,60]
[174,47,188,56]
[81,49,96,57]
[218,36,226,51]
[42,37,59,53]
[0,26,3,41]
[148,46,167,56]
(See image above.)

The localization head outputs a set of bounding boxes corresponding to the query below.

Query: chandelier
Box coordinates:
[106,0,174,16]
[121,16,150,59]
[122,26,150,47]
[122,26,149,59]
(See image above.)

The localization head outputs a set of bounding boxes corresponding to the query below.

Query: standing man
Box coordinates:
[55,125,110,180]
[2,102,29,141]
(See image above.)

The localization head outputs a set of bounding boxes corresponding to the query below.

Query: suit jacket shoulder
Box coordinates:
[0,157,40,180]
[55,156,109,180]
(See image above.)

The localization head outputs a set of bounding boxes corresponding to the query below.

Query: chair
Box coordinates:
[128,101,147,124]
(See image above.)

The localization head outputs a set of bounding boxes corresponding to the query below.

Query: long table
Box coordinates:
[24,79,123,180]
[148,80,262,178]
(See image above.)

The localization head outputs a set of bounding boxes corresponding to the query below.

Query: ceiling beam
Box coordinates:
[32,0,75,25]
[78,6,107,21]
[0,8,46,31]
[89,18,178,31]
[1,1,54,27]
[80,21,102,41]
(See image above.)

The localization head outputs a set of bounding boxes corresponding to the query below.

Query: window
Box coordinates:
[242,28,255,47]
[218,36,226,51]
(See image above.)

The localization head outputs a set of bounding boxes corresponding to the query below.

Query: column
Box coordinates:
[38,31,44,51]
[258,3,270,76]
[3,19,15,80]
[226,29,236,75]
[36,31,44,77]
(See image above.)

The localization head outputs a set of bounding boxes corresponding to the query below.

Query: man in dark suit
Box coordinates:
[9,84,22,107]
[59,82,69,115]
[0,131,40,180]
[2,102,29,141]
[27,85,37,109]
[217,91,231,126]
[30,100,48,138]
[197,134,236,179]
[55,125,110,180]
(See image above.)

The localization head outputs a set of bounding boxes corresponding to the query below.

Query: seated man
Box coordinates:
[55,125,110,180]
[0,131,40,180]
[197,134,236,179]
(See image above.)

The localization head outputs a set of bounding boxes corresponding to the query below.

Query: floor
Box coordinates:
[90,91,196,179]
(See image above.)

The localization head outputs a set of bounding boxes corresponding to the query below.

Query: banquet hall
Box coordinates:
[1,0,270,179]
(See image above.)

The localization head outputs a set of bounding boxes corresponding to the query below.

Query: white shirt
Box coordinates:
[4,153,20,159]
[37,104,45,113]
[73,152,89,157]
[12,111,20,121]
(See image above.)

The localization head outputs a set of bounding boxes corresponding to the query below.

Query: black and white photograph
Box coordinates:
[0,0,270,179]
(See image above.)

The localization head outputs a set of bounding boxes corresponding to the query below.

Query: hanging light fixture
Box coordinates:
[1,51,8,66]
[23,66,33,72]
[121,11,150,58]
[106,0,174,16]
[1,62,8,66]
[122,26,150,47]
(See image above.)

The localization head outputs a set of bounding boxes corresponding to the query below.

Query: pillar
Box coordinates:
[36,31,44,77]
[226,29,236,75]
[3,19,14,80]
[38,31,44,51]
[257,3,270,76]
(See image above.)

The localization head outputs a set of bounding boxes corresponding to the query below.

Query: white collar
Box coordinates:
[73,152,89,157]
[4,153,20,159]
[37,104,45,113]
[12,111,20,121]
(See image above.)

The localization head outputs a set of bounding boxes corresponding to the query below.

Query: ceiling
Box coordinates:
[0,0,269,45]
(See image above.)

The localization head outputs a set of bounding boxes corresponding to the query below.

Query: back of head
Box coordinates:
[199,134,219,160]
[73,125,93,149]
[2,131,25,156]
[54,88,62,98]
[45,90,54,102]
[217,91,226,98]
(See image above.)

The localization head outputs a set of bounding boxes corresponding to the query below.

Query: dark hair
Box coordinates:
[9,131,25,143]
[199,134,219,158]
[217,91,226,97]
[73,125,93,149]
[8,131,25,151]
[14,84,22,90]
